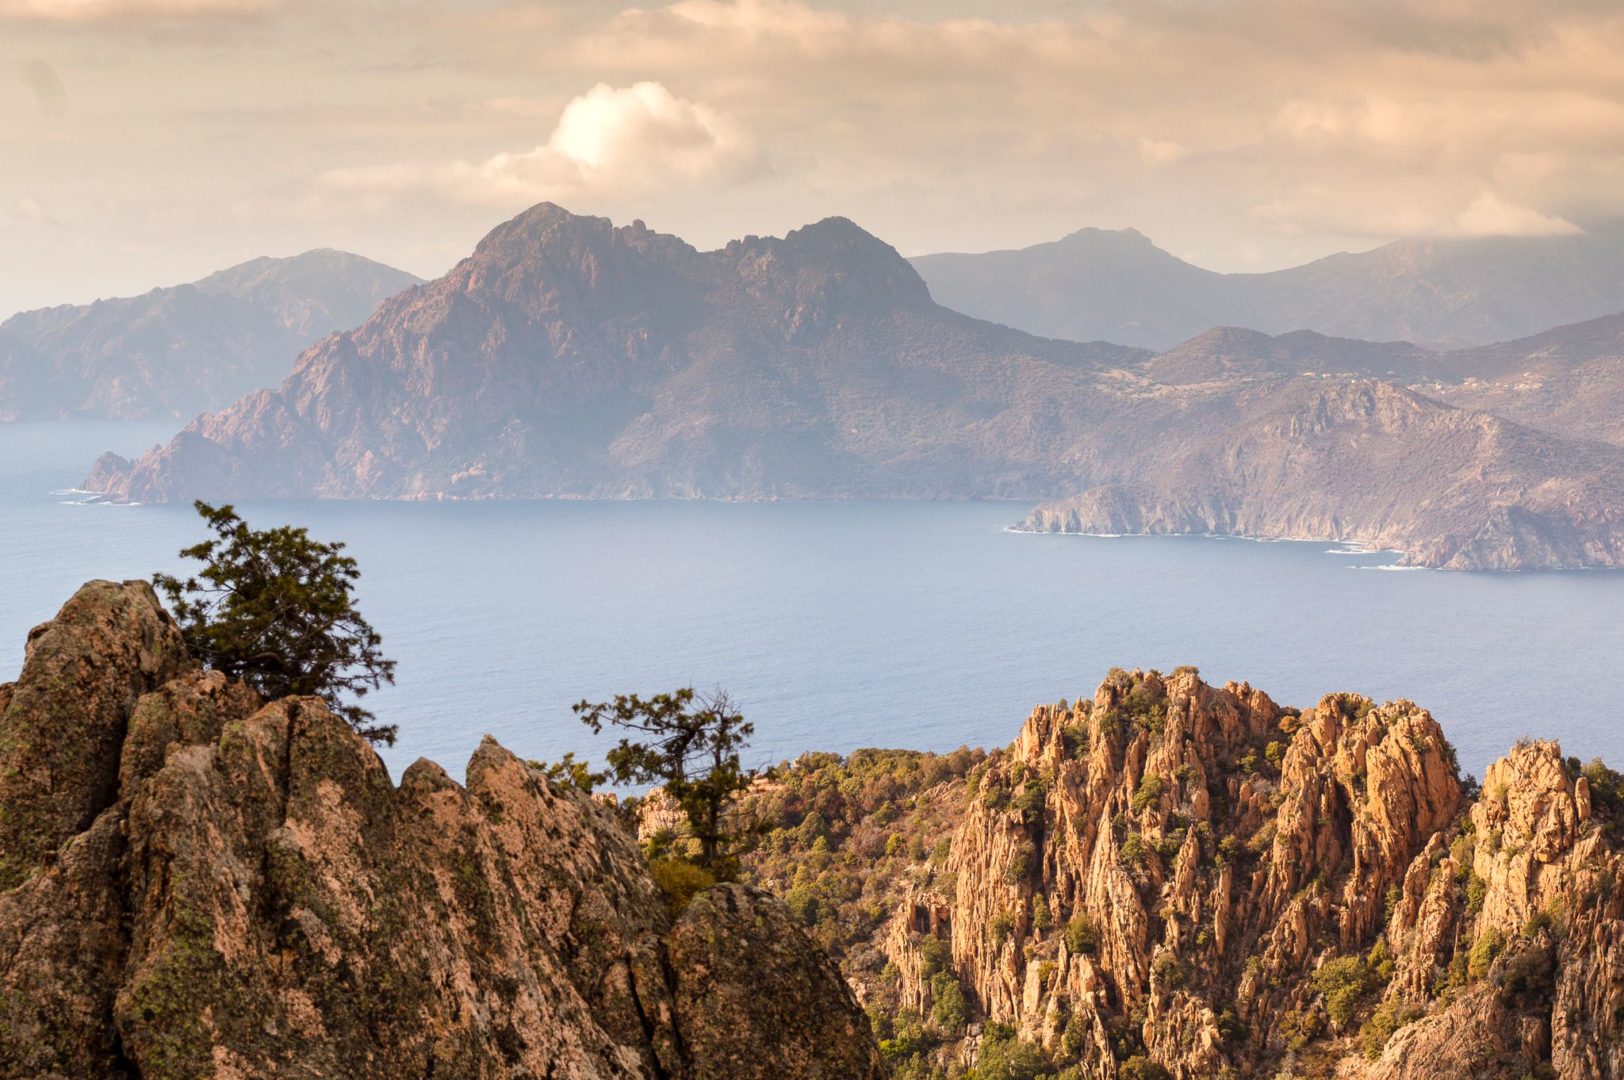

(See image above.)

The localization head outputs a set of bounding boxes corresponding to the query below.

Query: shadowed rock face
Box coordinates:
[0,582,884,1080]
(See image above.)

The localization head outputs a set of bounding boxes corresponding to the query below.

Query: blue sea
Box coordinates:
[3,421,1621,779]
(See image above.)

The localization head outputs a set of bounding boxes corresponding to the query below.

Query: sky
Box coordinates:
[3,0,1623,315]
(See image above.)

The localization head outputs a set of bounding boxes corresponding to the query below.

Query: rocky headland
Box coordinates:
[79,204,1624,571]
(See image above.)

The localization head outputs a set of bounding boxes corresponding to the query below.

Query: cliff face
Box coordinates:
[0,582,883,1080]
[739,669,1624,1079]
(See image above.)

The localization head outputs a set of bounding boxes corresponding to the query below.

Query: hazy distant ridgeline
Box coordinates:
[912,224,1624,350]
[0,250,421,421]
[83,203,1624,570]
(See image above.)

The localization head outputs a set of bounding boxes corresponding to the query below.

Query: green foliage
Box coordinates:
[531,751,608,793]
[154,501,397,744]
[648,857,714,916]
[1014,778,1048,818]
[1151,950,1184,989]
[964,1025,1058,1080]
[1359,998,1420,1059]
[1119,832,1147,869]
[1311,955,1374,1028]
[575,688,756,875]
[1464,869,1487,914]
[1367,937,1395,984]
[1119,1058,1172,1080]
[1468,928,1504,981]
[1063,914,1097,955]
[990,911,1016,948]
[1130,774,1164,814]
[931,972,969,1031]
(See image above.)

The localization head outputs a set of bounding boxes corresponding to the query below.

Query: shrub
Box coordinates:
[1119,1057,1172,1080]
[966,1025,1055,1080]
[1151,950,1184,988]
[931,972,968,1031]
[531,752,607,793]
[1064,914,1097,955]
[1359,998,1419,1059]
[649,858,714,916]
[1131,775,1165,814]
[1468,928,1504,981]
[1120,833,1147,869]
[1311,955,1374,1028]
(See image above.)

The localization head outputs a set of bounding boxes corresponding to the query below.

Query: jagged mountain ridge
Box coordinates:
[0,581,884,1079]
[736,667,1624,1079]
[83,203,1145,502]
[80,204,1624,570]
[0,250,421,420]
[912,224,1624,350]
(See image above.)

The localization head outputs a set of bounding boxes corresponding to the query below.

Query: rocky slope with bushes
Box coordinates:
[739,668,1624,1078]
[0,581,882,1079]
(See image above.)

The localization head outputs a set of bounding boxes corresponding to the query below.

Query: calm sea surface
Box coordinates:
[3,421,1622,779]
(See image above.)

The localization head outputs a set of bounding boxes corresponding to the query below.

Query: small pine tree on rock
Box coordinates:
[154,501,398,744]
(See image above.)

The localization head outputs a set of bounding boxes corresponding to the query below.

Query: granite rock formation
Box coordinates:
[740,668,1624,1078]
[0,581,883,1079]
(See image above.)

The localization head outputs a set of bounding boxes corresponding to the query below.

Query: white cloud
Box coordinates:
[325,81,759,207]
[1451,191,1581,237]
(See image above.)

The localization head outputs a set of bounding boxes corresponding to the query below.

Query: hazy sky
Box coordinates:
[3,0,1623,314]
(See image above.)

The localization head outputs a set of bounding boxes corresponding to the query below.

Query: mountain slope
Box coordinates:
[0,581,884,1079]
[0,250,421,420]
[85,204,1145,502]
[912,226,1624,350]
[82,205,1624,570]
[1417,311,1624,446]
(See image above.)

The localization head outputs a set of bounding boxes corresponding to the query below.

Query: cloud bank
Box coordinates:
[5,0,1624,310]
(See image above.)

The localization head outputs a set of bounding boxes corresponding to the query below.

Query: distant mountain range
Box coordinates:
[911,225,1624,349]
[0,250,421,420]
[83,203,1624,570]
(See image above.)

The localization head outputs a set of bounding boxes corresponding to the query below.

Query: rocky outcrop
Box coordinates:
[0,583,883,1079]
[789,668,1624,1078]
